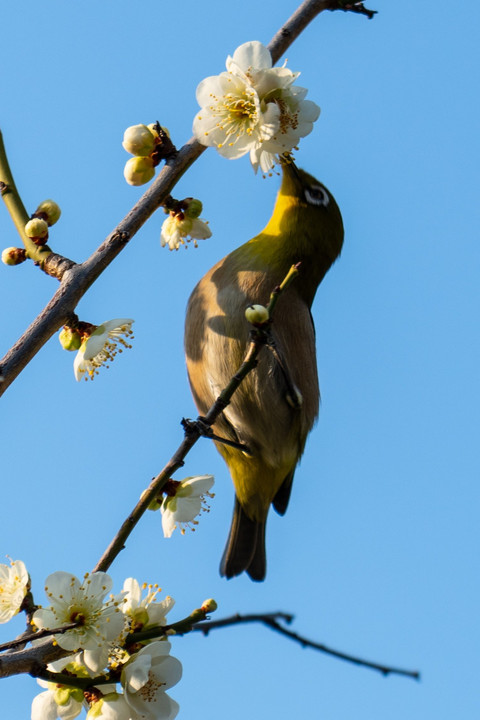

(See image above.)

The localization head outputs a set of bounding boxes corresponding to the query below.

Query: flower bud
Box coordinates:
[59,326,82,351]
[122,124,156,156]
[201,598,218,613]
[2,247,27,265]
[140,488,162,511]
[35,199,61,226]
[184,198,203,219]
[123,156,155,186]
[24,217,49,241]
[147,498,162,511]
[245,304,269,325]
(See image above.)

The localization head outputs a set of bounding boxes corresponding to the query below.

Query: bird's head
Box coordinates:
[254,159,344,304]
[279,159,344,256]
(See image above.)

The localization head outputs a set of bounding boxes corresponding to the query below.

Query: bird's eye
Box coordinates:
[304,185,329,207]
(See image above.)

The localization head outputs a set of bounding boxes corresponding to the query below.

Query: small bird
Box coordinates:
[184,161,344,580]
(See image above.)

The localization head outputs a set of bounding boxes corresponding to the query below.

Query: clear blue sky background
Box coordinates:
[1,1,479,718]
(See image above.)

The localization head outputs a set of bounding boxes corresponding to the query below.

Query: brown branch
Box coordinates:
[0,623,78,655]
[268,0,375,61]
[0,637,70,679]
[334,1,377,20]
[193,613,420,681]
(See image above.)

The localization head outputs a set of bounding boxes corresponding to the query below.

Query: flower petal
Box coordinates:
[123,653,152,692]
[227,40,272,73]
[31,691,59,720]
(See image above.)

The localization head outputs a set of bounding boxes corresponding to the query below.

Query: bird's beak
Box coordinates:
[279,157,304,196]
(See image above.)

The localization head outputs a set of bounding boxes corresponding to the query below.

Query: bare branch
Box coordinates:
[0,637,69,679]
[193,613,420,681]
[0,623,78,655]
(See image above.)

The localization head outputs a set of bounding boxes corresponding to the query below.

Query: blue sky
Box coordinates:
[1,1,479,718]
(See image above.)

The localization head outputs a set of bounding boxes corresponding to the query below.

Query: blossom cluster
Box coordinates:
[193,40,320,173]
[0,472,215,718]
[31,572,181,720]
[2,199,61,266]
[122,124,161,187]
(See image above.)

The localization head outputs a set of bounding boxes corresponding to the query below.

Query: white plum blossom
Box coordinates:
[193,71,278,160]
[31,687,83,720]
[122,578,175,631]
[160,213,211,251]
[86,693,131,720]
[0,558,28,623]
[74,319,134,381]
[160,475,215,538]
[32,571,126,652]
[193,40,320,173]
[80,641,119,676]
[121,641,182,720]
[31,659,89,720]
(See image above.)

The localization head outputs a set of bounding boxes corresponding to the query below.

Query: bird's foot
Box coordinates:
[181,417,252,455]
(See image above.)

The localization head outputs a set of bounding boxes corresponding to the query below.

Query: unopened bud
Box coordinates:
[123,156,155,186]
[140,488,162,511]
[35,199,61,226]
[201,598,218,613]
[59,326,82,351]
[25,217,49,241]
[184,198,203,219]
[2,247,27,265]
[122,124,156,156]
[245,304,269,326]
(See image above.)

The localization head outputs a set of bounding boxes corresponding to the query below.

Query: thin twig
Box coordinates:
[193,613,420,681]
[0,623,78,654]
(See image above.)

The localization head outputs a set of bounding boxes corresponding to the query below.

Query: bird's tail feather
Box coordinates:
[220,497,266,581]
[272,469,295,516]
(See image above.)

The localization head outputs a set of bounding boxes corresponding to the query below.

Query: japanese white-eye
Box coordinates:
[185,161,344,580]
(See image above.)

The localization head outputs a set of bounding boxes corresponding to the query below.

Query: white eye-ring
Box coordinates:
[304,185,329,207]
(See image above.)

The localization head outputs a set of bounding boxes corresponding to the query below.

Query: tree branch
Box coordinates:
[193,613,420,681]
